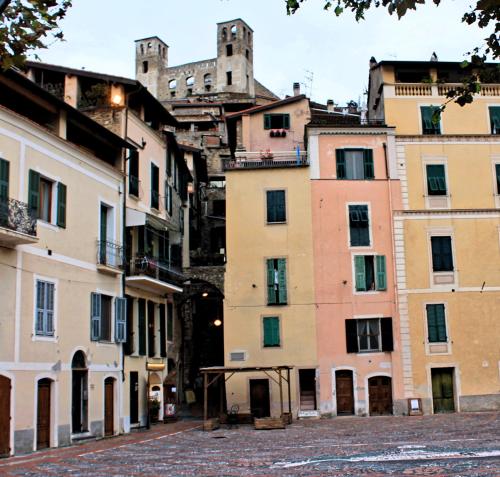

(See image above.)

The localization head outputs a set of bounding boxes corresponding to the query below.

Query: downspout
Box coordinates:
[121,106,129,387]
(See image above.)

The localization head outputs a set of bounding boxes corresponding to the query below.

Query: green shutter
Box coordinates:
[115,297,127,343]
[277,258,287,304]
[57,183,67,228]
[264,114,271,130]
[0,158,9,200]
[375,255,387,291]
[28,169,40,215]
[496,164,500,194]
[426,164,447,195]
[263,317,272,346]
[267,191,277,223]
[363,149,374,179]
[421,106,441,134]
[427,304,447,342]
[489,107,500,134]
[263,317,280,347]
[267,259,276,304]
[354,256,366,291]
[336,150,346,179]
[90,292,101,341]
[138,298,146,355]
[283,114,290,129]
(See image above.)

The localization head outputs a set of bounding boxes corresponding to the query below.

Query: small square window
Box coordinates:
[336,149,374,180]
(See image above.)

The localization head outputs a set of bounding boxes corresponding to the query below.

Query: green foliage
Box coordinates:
[0,0,72,70]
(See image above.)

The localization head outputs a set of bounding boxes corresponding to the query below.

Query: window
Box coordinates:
[336,149,374,180]
[167,302,173,342]
[212,199,226,217]
[226,71,232,86]
[426,304,447,343]
[35,280,55,336]
[354,255,386,292]
[148,300,155,358]
[138,298,146,355]
[165,182,172,215]
[426,164,447,196]
[168,79,177,90]
[489,106,500,134]
[230,24,237,39]
[0,158,9,201]
[204,74,212,92]
[266,190,286,223]
[345,317,393,353]
[349,205,369,246]
[28,170,66,227]
[246,49,250,60]
[90,293,124,342]
[263,114,290,130]
[421,106,441,135]
[226,44,233,56]
[495,164,500,194]
[151,163,159,210]
[431,236,454,272]
[186,76,194,87]
[124,296,134,355]
[159,304,167,358]
[266,258,287,305]
[99,204,114,266]
[263,316,280,347]
[142,61,148,74]
[129,151,139,197]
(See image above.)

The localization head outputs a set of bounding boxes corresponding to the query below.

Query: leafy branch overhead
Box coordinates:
[0,0,72,70]
[286,0,500,117]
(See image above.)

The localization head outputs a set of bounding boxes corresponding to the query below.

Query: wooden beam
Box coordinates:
[287,368,292,417]
[279,369,284,418]
[203,372,208,422]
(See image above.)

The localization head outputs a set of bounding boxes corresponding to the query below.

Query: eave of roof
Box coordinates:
[225,94,306,119]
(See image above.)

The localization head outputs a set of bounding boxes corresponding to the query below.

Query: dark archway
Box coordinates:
[71,351,88,433]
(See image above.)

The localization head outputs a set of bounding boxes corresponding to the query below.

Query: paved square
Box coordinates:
[1,412,499,476]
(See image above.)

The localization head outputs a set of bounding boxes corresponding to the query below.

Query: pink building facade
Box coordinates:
[307,118,406,416]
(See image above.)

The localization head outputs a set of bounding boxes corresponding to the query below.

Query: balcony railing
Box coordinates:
[395,83,432,96]
[393,82,500,97]
[0,197,37,237]
[97,240,124,269]
[127,255,184,284]
[224,151,309,170]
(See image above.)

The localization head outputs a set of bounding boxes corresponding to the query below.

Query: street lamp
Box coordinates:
[0,0,11,15]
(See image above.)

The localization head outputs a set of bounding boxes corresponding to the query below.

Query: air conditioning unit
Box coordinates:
[230,351,246,362]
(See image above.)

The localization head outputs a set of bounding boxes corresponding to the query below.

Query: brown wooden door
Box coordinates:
[0,375,10,457]
[336,370,354,415]
[432,368,455,413]
[104,378,114,436]
[368,376,393,415]
[250,379,270,418]
[36,379,51,450]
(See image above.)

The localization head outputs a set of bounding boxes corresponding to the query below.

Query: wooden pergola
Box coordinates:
[199,365,294,422]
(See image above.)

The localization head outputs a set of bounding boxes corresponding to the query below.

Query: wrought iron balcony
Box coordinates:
[224,151,309,171]
[97,240,124,272]
[0,197,38,246]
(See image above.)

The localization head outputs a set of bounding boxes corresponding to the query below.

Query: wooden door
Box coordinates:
[36,379,51,449]
[336,370,354,415]
[0,375,10,457]
[249,379,270,418]
[368,376,393,415]
[104,378,114,436]
[130,372,139,424]
[432,368,455,413]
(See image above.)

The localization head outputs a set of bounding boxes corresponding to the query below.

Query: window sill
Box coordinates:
[96,341,116,347]
[353,290,383,295]
[37,220,60,232]
[263,345,281,349]
[356,350,386,355]
[266,221,287,225]
[33,334,57,343]
[267,303,288,307]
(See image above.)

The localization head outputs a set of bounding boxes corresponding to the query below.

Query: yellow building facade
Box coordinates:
[368,60,500,413]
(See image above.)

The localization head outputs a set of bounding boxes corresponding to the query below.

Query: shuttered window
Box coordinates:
[354,255,386,292]
[266,190,286,223]
[159,304,167,358]
[263,114,290,130]
[115,297,127,343]
[35,280,55,337]
[426,164,447,195]
[90,292,101,341]
[421,106,441,135]
[147,300,155,357]
[263,316,280,347]
[489,106,500,134]
[349,205,369,246]
[124,295,134,355]
[100,295,112,342]
[165,183,173,215]
[431,236,454,272]
[57,183,66,228]
[28,169,40,216]
[151,164,159,210]
[267,258,287,305]
[0,158,9,201]
[129,150,139,197]
[495,164,500,194]
[426,304,447,342]
[138,298,146,355]
[336,149,374,179]
[345,317,393,353]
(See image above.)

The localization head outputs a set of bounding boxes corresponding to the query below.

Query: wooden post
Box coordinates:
[219,373,223,416]
[203,372,208,422]
[287,368,292,417]
[278,369,284,418]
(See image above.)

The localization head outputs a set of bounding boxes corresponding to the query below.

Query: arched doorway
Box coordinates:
[104,377,114,436]
[368,376,393,415]
[0,375,11,457]
[71,351,88,434]
[36,378,52,449]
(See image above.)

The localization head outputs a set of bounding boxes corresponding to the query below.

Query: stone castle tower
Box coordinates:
[134,36,169,98]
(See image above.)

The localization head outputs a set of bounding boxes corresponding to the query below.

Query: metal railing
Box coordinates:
[97,240,124,269]
[224,152,309,170]
[0,197,37,236]
[127,254,184,284]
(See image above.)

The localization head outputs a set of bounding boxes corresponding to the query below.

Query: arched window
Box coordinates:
[204,74,212,86]
[231,25,237,39]
[168,79,177,90]
[142,61,148,74]
[222,27,227,40]
[186,76,194,87]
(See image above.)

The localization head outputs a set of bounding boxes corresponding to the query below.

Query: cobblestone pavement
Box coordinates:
[0,412,499,476]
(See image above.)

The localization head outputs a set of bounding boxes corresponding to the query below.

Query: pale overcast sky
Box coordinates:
[33,0,487,104]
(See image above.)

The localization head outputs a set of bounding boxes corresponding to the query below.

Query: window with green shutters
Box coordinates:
[267,258,287,305]
[336,149,374,180]
[0,158,9,201]
[57,183,66,228]
[354,255,386,292]
[426,164,447,196]
[28,169,40,216]
[28,169,66,227]
[138,298,147,355]
[495,164,500,194]
[263,316,280,347]
[431,236,454,272]
[426,304,447,342]
[266,190,286,223]
[421,106,441,135]
[349,205,370,246]
[115,297,127,343]
[489,106,500,134]
[263,114,290,130]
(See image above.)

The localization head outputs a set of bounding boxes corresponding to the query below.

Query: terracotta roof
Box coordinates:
[225,94,307,119]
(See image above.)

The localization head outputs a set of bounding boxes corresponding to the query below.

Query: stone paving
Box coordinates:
[0,412,499,476]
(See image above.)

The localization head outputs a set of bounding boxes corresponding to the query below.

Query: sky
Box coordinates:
[33,0,488,105]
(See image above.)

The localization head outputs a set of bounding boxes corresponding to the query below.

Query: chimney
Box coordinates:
[327,99,335,112]
[293,82,301,96]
